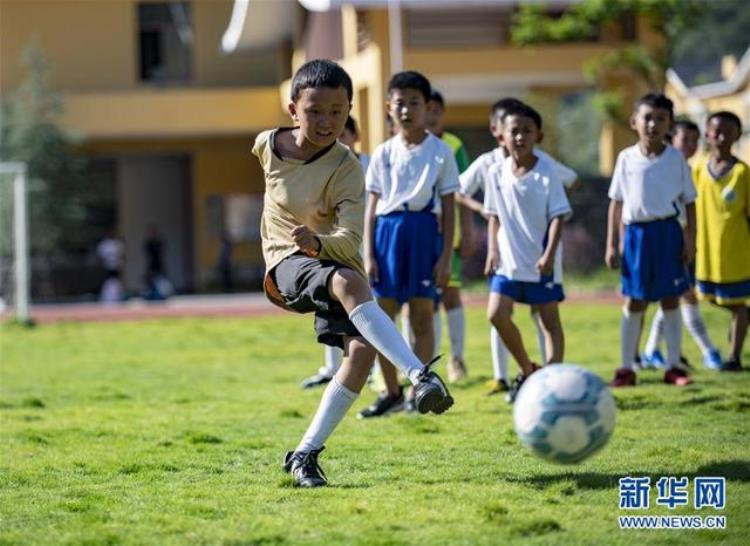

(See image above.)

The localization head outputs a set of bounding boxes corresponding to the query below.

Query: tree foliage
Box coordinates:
[0,43,88,257]
[512,0,704,123]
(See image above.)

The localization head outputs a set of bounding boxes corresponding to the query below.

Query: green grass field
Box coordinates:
[2,303,749,545]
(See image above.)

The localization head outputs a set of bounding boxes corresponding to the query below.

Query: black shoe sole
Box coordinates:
[416,390,454,415]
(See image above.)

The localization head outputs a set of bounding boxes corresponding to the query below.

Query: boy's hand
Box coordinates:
[536,253,554,276]
[434,254,451,288]
[365,255,379,283]
[605,245,619,270]
[291,225,321,256]
[683,235,696,265]
[484,248,499,276]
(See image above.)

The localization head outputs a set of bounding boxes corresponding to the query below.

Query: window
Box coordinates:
[138,2,192,83]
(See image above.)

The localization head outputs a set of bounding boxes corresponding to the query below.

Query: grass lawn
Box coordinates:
[1,302,748,545]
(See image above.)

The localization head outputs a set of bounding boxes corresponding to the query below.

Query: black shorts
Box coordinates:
[272,253,361,349]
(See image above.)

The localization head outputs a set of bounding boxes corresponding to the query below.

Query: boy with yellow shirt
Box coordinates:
[694,111,750,371]
[252,59,453,487]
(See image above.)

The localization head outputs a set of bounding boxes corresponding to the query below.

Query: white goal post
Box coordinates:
[0,162,30,323]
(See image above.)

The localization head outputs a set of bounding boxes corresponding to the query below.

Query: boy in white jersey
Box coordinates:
[484,102,572,402]
[253,60,453,487]
[606,93,697,387]
[459,98,578,396]
[359,71,459,418]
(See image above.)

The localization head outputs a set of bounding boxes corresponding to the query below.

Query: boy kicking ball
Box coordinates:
[253,60,453,487]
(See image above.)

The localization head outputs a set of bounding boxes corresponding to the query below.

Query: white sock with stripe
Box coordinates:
[662,308,682,368]
[681,303,715,355]
[644,308,664,355]
[490,326,509,381]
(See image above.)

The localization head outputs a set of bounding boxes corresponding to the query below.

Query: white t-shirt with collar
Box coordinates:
[460,147,577,199]
[608,144,696,224]
[484,154,572,283]
[366,132,460,216]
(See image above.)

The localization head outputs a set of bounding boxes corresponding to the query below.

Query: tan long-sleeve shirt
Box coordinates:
[252,129,366,307]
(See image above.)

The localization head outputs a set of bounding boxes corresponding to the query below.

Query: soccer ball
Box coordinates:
[513,364,616,464]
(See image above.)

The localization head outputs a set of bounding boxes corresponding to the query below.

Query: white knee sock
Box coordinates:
[433,310,442,357]
[349,301,424,384]
[621,308,644,370]
[323,345,343,375]
[446,307,465,360]
[662,308,682,368]
[681,303,715,355]
[644,308,664,355]
[400,312,415,348]
[296,377,357,453]
[531,311,547,365]
[490,326,509,380]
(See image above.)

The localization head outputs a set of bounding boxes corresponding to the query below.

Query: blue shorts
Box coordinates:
[489,274,564,305]
[622,218,688,302]
[372,211,440,304]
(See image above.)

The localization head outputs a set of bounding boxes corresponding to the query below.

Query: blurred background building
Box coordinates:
[1,0,747,301]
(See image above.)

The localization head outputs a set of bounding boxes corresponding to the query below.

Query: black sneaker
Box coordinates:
[283,447,327,487]
[720,357,743,372]
[357,388,404,419]
[300,372,333,389]
[505,364,541,404]
[413,355,454,415]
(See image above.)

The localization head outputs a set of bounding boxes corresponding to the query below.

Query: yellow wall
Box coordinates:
[0,0,282,92]
[82,136,266,287]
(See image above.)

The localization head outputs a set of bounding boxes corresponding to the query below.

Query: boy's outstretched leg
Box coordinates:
[330,269,453,415]
[285,336,375,487]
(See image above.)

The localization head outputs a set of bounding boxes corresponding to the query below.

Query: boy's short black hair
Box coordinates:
[290,59,353,102]
[491,97,525,120]
[344,115,358,134]
[501,102,543,130]
[387,71,431,102]
[707,110,743,133]
[634,93,674,119]
[429,90,444,106]
[673,118,699,135]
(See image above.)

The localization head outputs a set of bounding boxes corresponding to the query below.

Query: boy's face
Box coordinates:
[672,127,699,159]
[631,104,672,147]
[288,86,350,149]
[424,100,444,135]
[502,114,541,158]
[387,88,427,133]
[705,117,740,154]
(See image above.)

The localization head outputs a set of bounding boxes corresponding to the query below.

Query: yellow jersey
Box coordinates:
[693,157,750,284]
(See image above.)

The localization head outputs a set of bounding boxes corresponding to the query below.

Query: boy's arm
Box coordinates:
[315,161,365,262]
[605,200,623,269]
[537,215,564,275]
[484,214,500,276]
[364,191,379,282]
[459,198,476,257]
[435,193,455,287]
[683,202,696,265]
[456,192,486,217]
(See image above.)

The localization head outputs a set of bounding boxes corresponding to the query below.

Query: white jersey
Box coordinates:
[608,144,696,224]
[366,132,460,216]
[485,154,572,283]
[460,147,577,199]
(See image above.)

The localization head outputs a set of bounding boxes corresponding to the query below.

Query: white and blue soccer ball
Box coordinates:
[513,364,616,464]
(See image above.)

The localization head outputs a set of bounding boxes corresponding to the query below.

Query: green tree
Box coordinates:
[512,0,704,123]
[0,42,88,258]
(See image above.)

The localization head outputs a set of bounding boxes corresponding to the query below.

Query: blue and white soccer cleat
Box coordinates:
[703,349,723,370]
[641,349,667,369]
